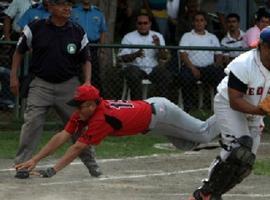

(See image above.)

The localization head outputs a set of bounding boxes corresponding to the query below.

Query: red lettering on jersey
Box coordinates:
[248,88,255,95]
[257,87,263,95]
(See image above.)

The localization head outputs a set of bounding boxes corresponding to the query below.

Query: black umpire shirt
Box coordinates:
[17,18,91,83]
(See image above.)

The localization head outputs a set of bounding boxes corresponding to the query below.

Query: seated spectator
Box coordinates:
[221,13,246,65]
[3,0,38,74]
[0,66,15,109]
[178,11,225,112]
[216,0,258,33]
[3,0,41,41]
[17,0,50,30]
[118,13,171,100]
[243,8,270,48]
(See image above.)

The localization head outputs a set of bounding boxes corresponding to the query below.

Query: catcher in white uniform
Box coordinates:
[189,26,270,200]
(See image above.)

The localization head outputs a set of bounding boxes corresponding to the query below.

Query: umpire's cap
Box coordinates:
[260,26,270,44]
[67,85,101,107]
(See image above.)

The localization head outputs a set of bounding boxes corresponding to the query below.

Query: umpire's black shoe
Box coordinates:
[88,166,102,177]
[15,169,30,179]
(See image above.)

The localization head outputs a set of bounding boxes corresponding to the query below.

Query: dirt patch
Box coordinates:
[1,135,270,200]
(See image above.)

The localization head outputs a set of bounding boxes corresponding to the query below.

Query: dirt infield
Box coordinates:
[1,136,270,200]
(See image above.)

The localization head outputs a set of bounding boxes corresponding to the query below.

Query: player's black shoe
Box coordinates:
[88,166,102,177]
[15,169,30,179]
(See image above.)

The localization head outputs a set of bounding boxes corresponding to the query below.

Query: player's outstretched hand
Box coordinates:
[15,159,37,171]
[259,96,270,114]
[37,167,56,178]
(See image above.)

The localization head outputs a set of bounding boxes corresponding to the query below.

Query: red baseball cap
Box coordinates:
[67,85,101,107]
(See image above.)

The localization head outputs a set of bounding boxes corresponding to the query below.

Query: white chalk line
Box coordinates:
[162,193,270,198]
[1,152,270,198]
[1,141,270,172]
[39,168,208,186]
[154,142,270,151]
[0,153,183,172]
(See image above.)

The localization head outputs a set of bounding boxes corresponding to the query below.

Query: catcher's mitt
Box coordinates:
[259,96,270,114]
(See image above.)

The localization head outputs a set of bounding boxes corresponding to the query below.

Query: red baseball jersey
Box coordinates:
[64,100,152,145]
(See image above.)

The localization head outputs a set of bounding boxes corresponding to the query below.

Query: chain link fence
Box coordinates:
[0,41,248,129]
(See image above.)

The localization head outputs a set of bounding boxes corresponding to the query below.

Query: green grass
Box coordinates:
[0,131,68,158]
[254,160,270,176]
[96,134,174,158]
[1,127,270,176]
[0,131,176,159]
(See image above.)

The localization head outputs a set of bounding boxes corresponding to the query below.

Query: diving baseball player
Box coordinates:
[15,84,220,177]
[189,26,270,200]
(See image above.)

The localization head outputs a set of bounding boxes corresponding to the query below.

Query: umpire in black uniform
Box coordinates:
[10,0,101,179]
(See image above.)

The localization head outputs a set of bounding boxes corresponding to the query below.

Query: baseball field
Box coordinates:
[1,134,270,200]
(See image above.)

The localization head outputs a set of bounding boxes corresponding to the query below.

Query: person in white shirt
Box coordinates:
[3,0,40,41]
[178,11,224,112]
[221,13,246,65]
[118,13,171,99]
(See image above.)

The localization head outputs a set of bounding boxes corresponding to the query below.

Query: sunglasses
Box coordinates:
[137,21,149,25]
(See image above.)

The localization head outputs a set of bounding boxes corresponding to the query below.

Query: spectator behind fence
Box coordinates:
[115,0,136,40]
[0,66,15,109]
[263,0,270,13]
[17,0,50,30]
[142,0,168,41]
[10,0,101,179]
[3,0,40,41]
[216,0,258,33]
[221,13,246,65]
[243,8,270,48]
[118,13,171,100]
[166,0,183,45]
[176,0,200,42]
[71,0,108,92]
[178,11,225,112]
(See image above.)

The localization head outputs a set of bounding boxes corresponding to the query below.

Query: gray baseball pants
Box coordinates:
[213,93,261,161]
[145,97,220,150]
[14,77,98,169]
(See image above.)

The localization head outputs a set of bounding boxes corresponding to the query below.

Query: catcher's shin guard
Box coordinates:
[194,136,256,198]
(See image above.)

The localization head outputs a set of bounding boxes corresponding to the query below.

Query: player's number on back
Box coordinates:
[108,100,134,109]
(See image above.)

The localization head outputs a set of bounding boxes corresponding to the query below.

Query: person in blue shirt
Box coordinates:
[71,0,108,92]
[17,0,50,30]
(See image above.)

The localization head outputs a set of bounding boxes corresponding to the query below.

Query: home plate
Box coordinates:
[154,143,177,151]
